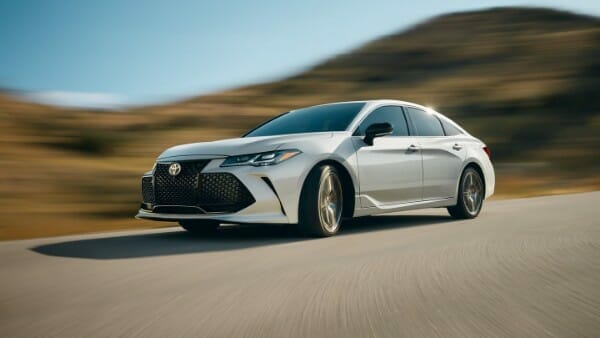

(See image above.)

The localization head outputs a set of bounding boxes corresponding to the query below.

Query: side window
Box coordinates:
[405,107,445,136]
[355,106,409,136]
[440,119,463,136]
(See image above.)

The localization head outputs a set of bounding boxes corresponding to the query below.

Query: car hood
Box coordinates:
[157,132,335,160]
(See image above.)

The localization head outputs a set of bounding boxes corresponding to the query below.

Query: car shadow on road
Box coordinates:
[31,214,455,260]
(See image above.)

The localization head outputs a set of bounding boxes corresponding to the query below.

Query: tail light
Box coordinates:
[483,146,491,158]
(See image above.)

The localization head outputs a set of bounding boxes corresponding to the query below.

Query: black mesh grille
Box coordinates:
[141,176,154,204]
[144,160,255,213]
[154,161,209,206]
[198,173,255,212]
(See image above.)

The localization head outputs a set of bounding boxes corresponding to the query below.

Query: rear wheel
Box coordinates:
[448,167,484,219]
[179,220,220,235]
[298,164,344,237]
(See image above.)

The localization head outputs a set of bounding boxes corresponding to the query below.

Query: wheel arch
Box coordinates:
[302,159,356,220]
[460,161,486,197]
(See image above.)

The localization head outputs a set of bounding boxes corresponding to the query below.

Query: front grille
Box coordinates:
[141,176,154,204]
[142,160,255,213]
[154,161,209,207]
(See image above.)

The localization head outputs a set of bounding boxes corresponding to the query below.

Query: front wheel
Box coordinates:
[179,220,220,235]
[448,167,484,219]
[298,164,344,237]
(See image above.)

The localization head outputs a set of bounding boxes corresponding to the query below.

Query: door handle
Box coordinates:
[407,144,420,153]
[452,143,463,151]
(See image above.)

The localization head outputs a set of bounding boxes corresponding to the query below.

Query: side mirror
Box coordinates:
[364,122,393,145]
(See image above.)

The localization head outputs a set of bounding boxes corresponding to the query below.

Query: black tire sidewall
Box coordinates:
[456,167,483,219]
[298,164,342,237]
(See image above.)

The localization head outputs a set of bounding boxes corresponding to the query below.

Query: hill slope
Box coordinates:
[1,7,599,239]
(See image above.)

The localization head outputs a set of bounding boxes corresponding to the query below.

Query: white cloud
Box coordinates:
[21,91,127,110]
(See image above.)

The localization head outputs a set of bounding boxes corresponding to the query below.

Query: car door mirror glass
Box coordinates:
[364,122,393,145]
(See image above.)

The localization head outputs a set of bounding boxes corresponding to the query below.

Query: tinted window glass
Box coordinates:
[245,102,365,137]
[355,106,409,136]
[440,119,463,136]
[406,107,445,136]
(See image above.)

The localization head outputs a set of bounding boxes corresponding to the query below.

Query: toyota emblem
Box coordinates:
[168,163,182,176]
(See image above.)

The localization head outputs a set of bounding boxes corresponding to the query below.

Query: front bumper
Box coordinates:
[135,155,309,224]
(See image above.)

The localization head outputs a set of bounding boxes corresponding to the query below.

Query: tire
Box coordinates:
[179,220,220,235]
[298,164,344,237]
[448,167,484,219]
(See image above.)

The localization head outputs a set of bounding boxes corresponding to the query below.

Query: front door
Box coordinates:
[353,105,422,206]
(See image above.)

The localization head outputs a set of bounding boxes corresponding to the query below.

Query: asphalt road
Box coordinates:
[1,192,599,337]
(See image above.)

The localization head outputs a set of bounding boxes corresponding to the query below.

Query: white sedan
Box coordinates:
[137,100,495,237]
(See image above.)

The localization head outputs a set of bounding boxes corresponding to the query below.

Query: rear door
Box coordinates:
[405,107,465,200]
[353,105,422,206]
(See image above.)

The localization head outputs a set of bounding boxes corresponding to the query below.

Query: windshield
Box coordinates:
[244,102,365,137]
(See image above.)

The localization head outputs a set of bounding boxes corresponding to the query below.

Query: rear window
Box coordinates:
[405,107,445,136]
[440,119,463,136]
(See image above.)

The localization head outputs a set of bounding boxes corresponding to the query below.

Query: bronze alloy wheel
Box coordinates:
[317,169,343,233]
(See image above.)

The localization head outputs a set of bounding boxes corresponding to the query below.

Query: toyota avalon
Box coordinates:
[136,100,495,236]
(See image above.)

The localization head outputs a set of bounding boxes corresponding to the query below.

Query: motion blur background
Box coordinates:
[0,1,598,239]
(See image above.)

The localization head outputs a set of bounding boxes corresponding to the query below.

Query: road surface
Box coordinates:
[1,192,599,337]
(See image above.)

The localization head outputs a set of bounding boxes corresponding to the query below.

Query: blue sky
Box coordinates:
[0,0,598,108]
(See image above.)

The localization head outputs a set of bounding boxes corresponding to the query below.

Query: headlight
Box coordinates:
[220,149,302,167]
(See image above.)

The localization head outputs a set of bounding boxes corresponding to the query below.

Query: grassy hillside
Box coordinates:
[1,7,599,239]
